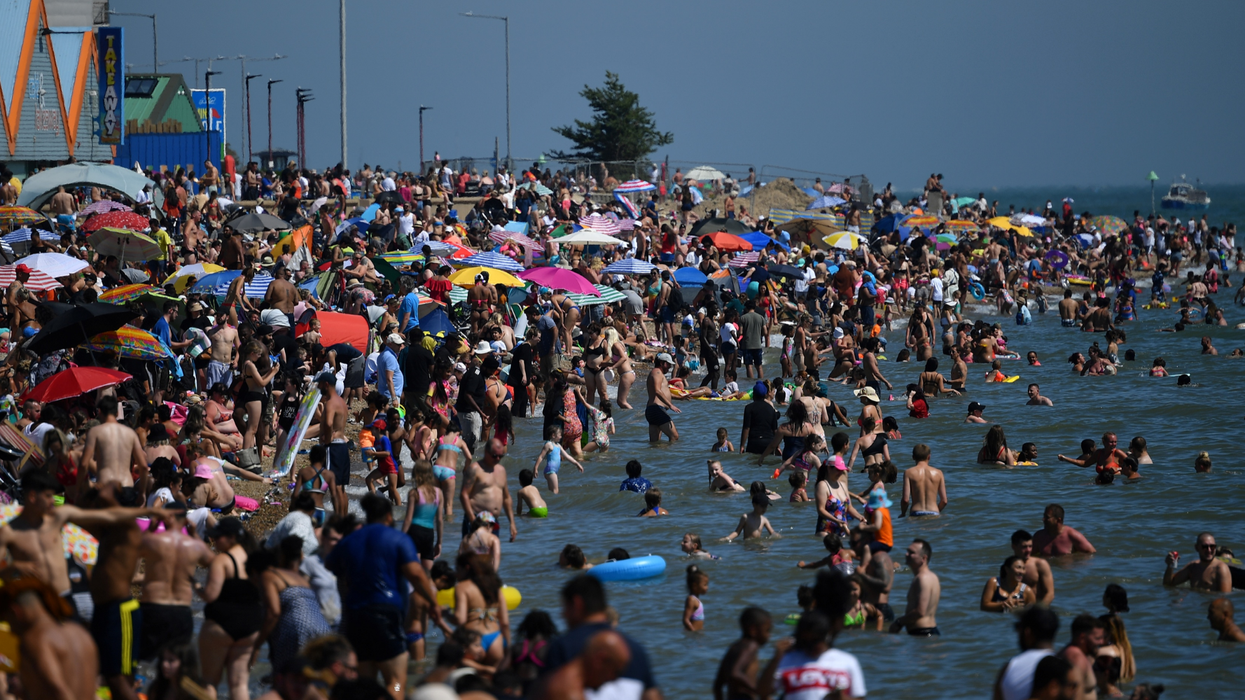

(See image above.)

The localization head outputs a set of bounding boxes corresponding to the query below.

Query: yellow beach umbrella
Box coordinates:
[987,216,1033,237]
[448,266,523,288]
[823,231,867,250]
[163,262,226,293]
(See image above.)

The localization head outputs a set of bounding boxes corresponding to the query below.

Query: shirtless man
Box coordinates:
[1026,383,1054,406]
[80,395,148,494]
[1057,289,1079,328]
[224,265,258,327]
[1163,531,1233,593]
[205,318,240,389]
[1058,615,1103,700]
[317,372,350,517]
[1208,598,1245,642]
[889,539,941,636]
[201,159,220,193]
[264,263,298,329]
[1010,530,1056,605]
[137,503,214,661]
[459,438,518,542]
[533,629,631,700]
[182,210,204,262]
[1032,504,1096,556]
[1057,433,1126,474]
[900,444,947,517]
[0,573,99,700]
[220,227,246,270]
[644,353,681,442]
[49,185,76,218]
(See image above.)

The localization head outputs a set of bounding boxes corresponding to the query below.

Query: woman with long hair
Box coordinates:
[199,518,263,700]
[977,424,1017,466]
[979,555,1036,612]
[757,399,818,466]
[239,341,279,452]
[454,552,510,667]
[1098,584,1136,689]
[402,460,443,572]
[145,640,202,700]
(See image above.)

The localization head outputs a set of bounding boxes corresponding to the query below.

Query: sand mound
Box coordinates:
[748,178,813,216]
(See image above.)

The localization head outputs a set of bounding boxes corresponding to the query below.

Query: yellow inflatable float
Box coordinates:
[436,585,522,611]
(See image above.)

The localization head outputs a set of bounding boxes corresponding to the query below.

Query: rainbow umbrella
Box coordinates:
[379,252,424,265]
[0,504,98,564]
[98,283,154,304]
[0,206,46,228]
[931,232,959,245]
[1089,216,1128,237]
[87,325,173,360]
[902,214,941,228]
[943,220,979,234]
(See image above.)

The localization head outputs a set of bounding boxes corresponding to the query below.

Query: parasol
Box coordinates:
[13,253,89,278]
[699,231,753,253]
[448,267,523,289]
[0,206,46,228]
[81,211,150,233]
[163,262,225,293]
[99,284,155,304]
[25,302,138,354]
[458,251,525,272]
[87,325,173,360]
[22,366,132,403]
[0,265,61,291]
[87,228,163,262]
[518,267,599,295]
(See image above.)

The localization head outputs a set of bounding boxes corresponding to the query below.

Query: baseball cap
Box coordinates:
[655,352,673,365]
[370,418,387,431]
[315,371,336,385]
[14,264,30,275]
[753,381,768,397]
[387,333,406,345]
[968,401,985,413]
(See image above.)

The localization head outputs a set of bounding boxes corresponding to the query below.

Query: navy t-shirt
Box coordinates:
[543,622,657,700]
[325,522,418,611]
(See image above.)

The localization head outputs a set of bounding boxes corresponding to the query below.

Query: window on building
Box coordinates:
[124,78,158,98]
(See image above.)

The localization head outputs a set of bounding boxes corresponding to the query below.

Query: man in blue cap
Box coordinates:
[740,381,778,454]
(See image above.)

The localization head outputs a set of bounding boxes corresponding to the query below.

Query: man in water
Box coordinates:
[993,606,1059,700]
[899,444,947,517]
[0,573,99,700]
[137,502,214,662]
[1032,504,1096,556]
[645,353,680,443]
[1163,531,1232,593]
[965,401,988,424]
[535,629,632,700]
[1010,530,1055,605]
[1057,615,1103,700]
[854,533,895,622]
[80,395,147,494]
[1056,433,1126,474]
[1057,289,1079,327]
[1208,598,1245,642]
[1026,383,1054,406]
[889,538,941,636]
[739,382,778,454]
[460,438,518,542]
[317,371,350,517]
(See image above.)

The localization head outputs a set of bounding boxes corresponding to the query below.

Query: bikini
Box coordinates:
[434,437,460,481]
[861,435,888,459]
[690,599,705,622]
[991,581,1027,603]
[469,605,505,652]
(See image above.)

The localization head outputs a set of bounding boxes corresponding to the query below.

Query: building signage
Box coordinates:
[97,26,124,144]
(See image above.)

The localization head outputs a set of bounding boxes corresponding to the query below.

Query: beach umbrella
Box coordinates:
[448,266,523,289]
[0,505,98,564]
[673,267,709,287]
[303,311,369,352]
[1002,225,1034,238]
[99,284,155,304]
[426,240,474,259]
[79,200,132,217]
[13,252,89,278]
[727,252,761,268]
[952,196,978,210]
[0,265,61,292]
[0,206,46,228]
[488,228,539,249]
[768,263,805,280]
[579,214,621,236]
[228,211,292,233]
[459,251,524,272]
[517,181,553,196]
[87,228,163,261]
[378,251,425,265]
[1073,233,1097,249]
[163,262,225,293]
[823,231,867,250]
[448,286,468,305]
[689,217,749,237]
[614,180,656,193]
[518,267,599,295]
[1011,214,1047,227]
[807,195,846,210]
[87,325,173,360]
[931,232,959,245]
[557,230,625,246]
[192,270,275,297]
[17,163,159,211]
[418,307,456,336]
[26,302,138,354]
[685,166,726,181]
[987,216,1013,229]
[777,218,842,241]
[602,259,656,276]
[943,220,979,234]
[334,217,370,237]
[740,231,789,252]
[1,228,60,255]
[902,214,940,229]
[873,213,904,233]
[567,284,627,307]
[374,191,404,205]
[1088,216,1128,237]
[120,268,150,284]
[699,231,752,253]
[81,211,149,233]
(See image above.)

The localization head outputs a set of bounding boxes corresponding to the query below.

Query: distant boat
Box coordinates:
[1160,177,1211,210]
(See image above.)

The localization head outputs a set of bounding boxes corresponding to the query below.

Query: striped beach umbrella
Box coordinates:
[79,200,132,217]
[568,284,627,307]
[602,259,655,275]
[614,180,656,193]
[87,325,173,360]
[459,251,525,272]
[578,214,620,236]
[488,229,540,249]
[728,252,761,268]
[191,270,275,298]
[823,231,867,250]
[163,262,225,293]
[99,284,155,304]
[0,265,61,291]
[2,228,62,255]
[378,251,425,265]
[901,214,941,229]
[943,220,979,234]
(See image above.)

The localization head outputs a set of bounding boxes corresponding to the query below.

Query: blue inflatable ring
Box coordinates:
[587,555,667,582]
[969,282,986,300]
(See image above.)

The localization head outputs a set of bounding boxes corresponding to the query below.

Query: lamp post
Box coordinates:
[297,89,315,168]
[245,74,261,165]
[460,11,509,169]
[159,56,214,88]
[267,79,283,168]
[204,70,221,162]
[419,105,432,175]
[108,11,157,71]
[231,54,285,169]
[1147,171,1160,217]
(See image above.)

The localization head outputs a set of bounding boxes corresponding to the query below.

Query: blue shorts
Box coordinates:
[433,464,456,482]
[743,348,763,366]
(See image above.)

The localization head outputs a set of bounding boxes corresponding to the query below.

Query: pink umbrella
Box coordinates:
[79,200,132,218]
[518,267,600,296]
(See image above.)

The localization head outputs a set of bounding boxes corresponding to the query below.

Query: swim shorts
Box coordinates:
[743,348,763,367]
[908,626,941,637]
[644,404,672,427]
[910,511,940,517]
[139,603,194,661]
[329,442,351,486]
[877,602,895,622]
[92,598,142,676]
[1061,319,1077,327]
[528,506,548,518]
[342,605,405,662]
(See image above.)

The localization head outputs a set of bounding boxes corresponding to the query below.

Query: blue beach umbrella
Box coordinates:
[673,267,708,287]
[602,259,656,275]
[807,195,846,210]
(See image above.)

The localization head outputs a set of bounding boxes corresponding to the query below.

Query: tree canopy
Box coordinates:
[550,72,673,164]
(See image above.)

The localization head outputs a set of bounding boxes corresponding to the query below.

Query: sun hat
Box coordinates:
[474,340,492,355]
[854,386,880,403]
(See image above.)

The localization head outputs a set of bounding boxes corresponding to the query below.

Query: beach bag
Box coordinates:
[234,446,261,470]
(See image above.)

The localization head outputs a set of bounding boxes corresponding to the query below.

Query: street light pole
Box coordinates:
[232,54,285,168]
[340,0,348,170]
[267,79,283,168]
[419,106,432,175]
[297,89,315,168]
[205,70,221,162]
[108,11,157,71]
[245,74,261,165]
[460,12,509,168]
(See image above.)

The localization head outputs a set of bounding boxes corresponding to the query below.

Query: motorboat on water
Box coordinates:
[1160,177,1211,210]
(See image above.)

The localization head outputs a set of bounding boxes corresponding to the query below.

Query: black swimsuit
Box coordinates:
[204,552,264,640]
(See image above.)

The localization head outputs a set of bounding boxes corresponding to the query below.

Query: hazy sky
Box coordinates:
[112,0,1245,189]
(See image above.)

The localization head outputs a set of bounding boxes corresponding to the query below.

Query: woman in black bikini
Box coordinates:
[239,341,279,453]
[756,400,819,466]
[200,518,264,700]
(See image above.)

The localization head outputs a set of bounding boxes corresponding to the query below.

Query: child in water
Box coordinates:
[639,487,669,516]
[843,574,883,631]
[516,469,548,518]
[711,607,773,700]
[1195,451,1213,473]
[683,565,710,631]
[681,533,720,560]
[798,534,855,573]
[1150,357,1169,377]
[721,493,779,542]
[985,359,1011,383]
[533,424,584,494]
[708,460,746,493]
[711,427,735,453]
[788,470,809,502]
[1018,443,1039,465]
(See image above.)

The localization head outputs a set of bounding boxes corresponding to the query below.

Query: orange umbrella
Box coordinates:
[699,231,753,253]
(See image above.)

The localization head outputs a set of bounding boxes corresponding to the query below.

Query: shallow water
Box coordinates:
[431,296,1245,699]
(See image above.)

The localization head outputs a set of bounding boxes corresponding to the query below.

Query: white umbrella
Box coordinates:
[557,230,624,246]
[686,166,726,181]
[14,252,89,278]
